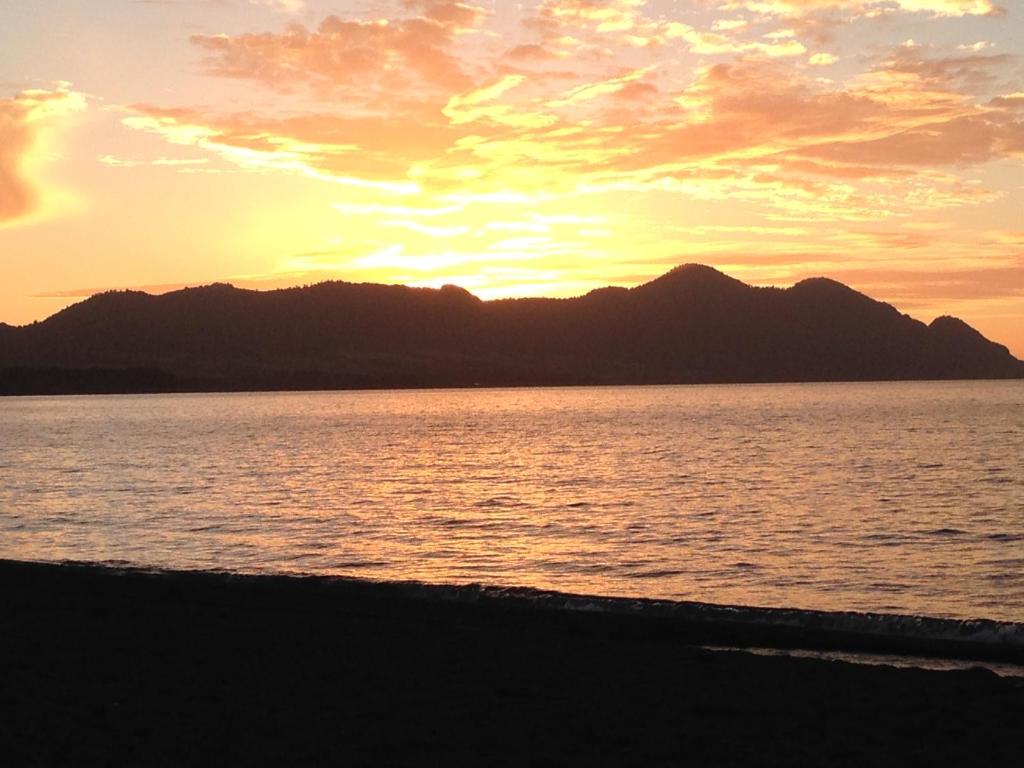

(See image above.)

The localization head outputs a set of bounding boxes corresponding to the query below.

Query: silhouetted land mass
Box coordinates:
[1,265,1020,394]
[1,560,1021,767]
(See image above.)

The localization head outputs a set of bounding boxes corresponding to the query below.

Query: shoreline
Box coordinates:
[2,369,1022,397]
[6,559,1023,664]
[2,559,1022,765]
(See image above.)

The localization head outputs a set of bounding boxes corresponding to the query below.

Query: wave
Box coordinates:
[401,581,1024,661]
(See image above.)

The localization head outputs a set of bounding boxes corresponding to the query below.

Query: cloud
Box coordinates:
[442,74,535,124]
[128,30,1023,224]
[250,0,304,12]
[715,1,1002,18]
[189,1,487,99]
[99,154,209,168]
[0,84,85,227]
[808,52,838,66]
[879,48,1013,91]
[795,113,1023,167]
[524,0,649,38]
[119,1,1021,233]
[958,41,994,52]
[787,49,1023,167]
[990,92,1024,110]
[123,104,448,192]
[504,43,561,62]
[519,0,810,55]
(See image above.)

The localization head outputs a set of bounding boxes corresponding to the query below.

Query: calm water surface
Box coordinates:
[1,382,1021,621]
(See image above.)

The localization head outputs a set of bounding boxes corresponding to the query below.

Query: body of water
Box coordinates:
[1,381,1021,622]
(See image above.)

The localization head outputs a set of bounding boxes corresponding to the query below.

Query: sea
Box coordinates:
[1,381,1022,624]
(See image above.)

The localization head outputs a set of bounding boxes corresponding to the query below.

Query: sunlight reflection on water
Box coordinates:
[1,381,1022,621]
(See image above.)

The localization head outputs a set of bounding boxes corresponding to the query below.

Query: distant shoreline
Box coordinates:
[2,559,1022,765]
[1,366,1022,397]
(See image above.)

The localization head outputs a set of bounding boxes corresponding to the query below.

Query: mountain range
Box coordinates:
[1,264,1020,394]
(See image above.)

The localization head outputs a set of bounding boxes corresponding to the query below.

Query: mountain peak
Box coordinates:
[670,263,724,277]
[929,315,974,332]
[791,276,856,294]
[928,315,994,347]
[177,282,241,296]
[635,263,746,294]
[787,276,892,315]
[439,283,480,301]
[68,289,150,312]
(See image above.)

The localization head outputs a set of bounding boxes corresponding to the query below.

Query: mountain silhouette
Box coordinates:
[1,264,1020,394]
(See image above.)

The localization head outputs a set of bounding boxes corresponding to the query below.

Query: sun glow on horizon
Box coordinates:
[0,0,1022,355]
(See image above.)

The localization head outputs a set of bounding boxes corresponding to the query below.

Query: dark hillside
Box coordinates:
[1,264,1020,394]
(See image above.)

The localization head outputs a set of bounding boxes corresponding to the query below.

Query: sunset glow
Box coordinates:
[2,0,1021,354]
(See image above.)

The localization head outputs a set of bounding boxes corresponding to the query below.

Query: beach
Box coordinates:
[2,560,1021,766]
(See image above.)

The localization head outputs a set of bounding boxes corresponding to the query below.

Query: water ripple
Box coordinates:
[1,380,1022,622]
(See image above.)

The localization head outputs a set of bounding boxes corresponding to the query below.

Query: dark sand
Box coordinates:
[2,560,1021,766]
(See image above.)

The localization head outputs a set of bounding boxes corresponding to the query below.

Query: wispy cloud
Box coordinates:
[0,84,86,228]
[714,1,1002,19]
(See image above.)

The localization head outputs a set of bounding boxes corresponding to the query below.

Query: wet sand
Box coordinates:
[1,560,1021,766]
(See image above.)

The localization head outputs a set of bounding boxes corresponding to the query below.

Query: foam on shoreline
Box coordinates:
[386,578,1024,666]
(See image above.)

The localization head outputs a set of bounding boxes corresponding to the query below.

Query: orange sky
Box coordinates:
[1,0,1022,356]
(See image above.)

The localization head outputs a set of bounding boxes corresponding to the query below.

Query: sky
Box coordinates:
[1,0,1022,356]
